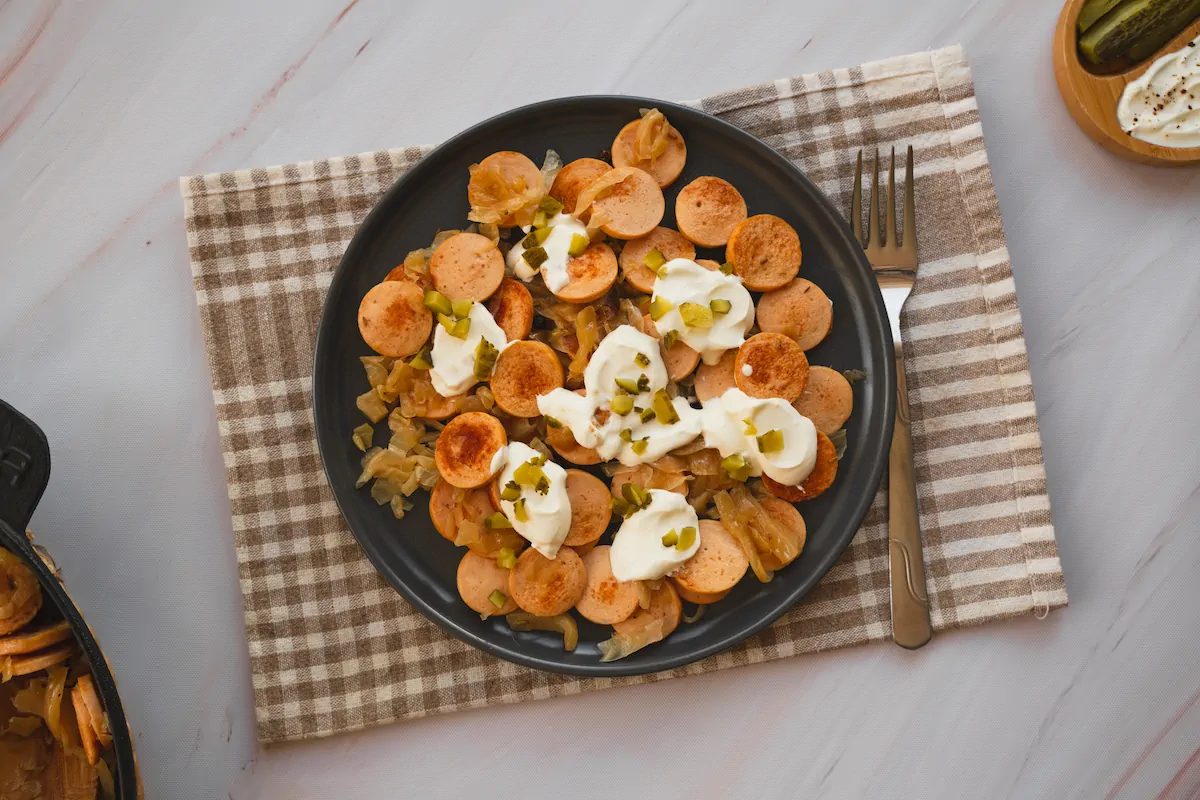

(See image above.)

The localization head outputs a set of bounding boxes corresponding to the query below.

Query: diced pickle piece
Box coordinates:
[743,418,757,436]
[719,262,734,275]
[636,374,650,393]
[568,233,590,257]
[662,529,679,547]
[649,296,674,321]
[522,245,549,270]
[615,377,642,394]
[423,290,453,316]
[634,352,651,368]
[612,496,634,518]
[410,347,433,370]
[534,476,550,495]
[489,590,508,609]
[621,482,648,508]
[639,406,657,423]
[474,338,499,380]
[500,481,522,502]
[679,302,714,329]
[652,389,679,425]
[497,547,517,569]
[661,329,680,351]
[610,395,636,415]
[538,195,564,216]
[513,498,529,523]
[619,428,634,443]
[451,299,474,319]
[450,317,471,340]
[532,210,548,229]
[485,512,513,529]
[721,453,753,481]
[544,415,563,428]
[513,460,547,487]
[437,313,456,333]
[676,526,697,551]
[630,438,649,455]
[757,429,784,454]
[710,298,732,315]
[643,248,667,271]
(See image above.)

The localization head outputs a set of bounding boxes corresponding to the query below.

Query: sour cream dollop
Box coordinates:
[700,388,818,486]
[496,441,571,559]
[537,325,703,466]
[505,212,590,293]
[429,302,507,397]
[609,489,701,581]
[652,259,754,365]
[1117,37,1200,149]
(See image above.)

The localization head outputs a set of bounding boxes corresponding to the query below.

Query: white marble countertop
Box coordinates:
[3,1,1199,798]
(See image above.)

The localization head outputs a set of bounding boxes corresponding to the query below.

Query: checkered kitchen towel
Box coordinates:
[180,45,1067,744]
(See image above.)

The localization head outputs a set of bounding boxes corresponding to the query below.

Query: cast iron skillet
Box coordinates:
[313,96,895,676]
[0,399,138,797]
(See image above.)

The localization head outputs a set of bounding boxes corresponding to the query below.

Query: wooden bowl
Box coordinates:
[1054,0,1200,166]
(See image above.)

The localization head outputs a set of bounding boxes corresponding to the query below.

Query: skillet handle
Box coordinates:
[0,399,51,559]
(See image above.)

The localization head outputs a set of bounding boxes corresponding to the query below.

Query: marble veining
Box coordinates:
[1,0,1199,798]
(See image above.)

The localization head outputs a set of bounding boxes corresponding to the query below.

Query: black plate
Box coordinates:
[313,96,894,676]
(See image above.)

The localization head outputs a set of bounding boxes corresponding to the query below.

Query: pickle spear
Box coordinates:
[1126,0,1200,60]
[1078,0,1125,32]
[1079,0,1200,63]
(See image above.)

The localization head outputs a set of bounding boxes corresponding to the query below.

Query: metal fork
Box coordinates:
[852,146,932,650]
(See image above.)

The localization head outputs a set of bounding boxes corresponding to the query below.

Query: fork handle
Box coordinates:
[889,342,932,649]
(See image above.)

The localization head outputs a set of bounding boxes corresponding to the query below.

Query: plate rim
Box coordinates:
[313,94,896,677]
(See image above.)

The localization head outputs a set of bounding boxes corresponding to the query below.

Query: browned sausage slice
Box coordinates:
[612,580,682,638]
[468,151,544,228]
[791,366,853,435]
[507,546,588,616]
[549,157,611,218]
[611,118,687,188]
[486,277,534,341]
[672,582,730,605]
[457,551,519,616]
[590,169,665,240]
[545,424,602,465]
[762,430,838,502]
[564,469,612,547]
[643,313,700,381]
[694,350,738,402]
[553,242,618,304]
[434,411,508,488]
[671,519,749,595]
[756,278,832,351]
[618,227,696,293]
[675,177,747,248]
[574,545,639,624]
[735,332,809,402]
[429,232,505,302]
[726,214,802,291]
[358,280,433,358]
[490,341,565,418]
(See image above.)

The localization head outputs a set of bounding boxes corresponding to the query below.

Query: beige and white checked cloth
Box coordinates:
[180,45,1067,744]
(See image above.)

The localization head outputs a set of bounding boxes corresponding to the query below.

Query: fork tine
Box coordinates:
[903,144,917,256]
[851,150,863,244]
[886,146,897,249]
[867,148,880,248]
